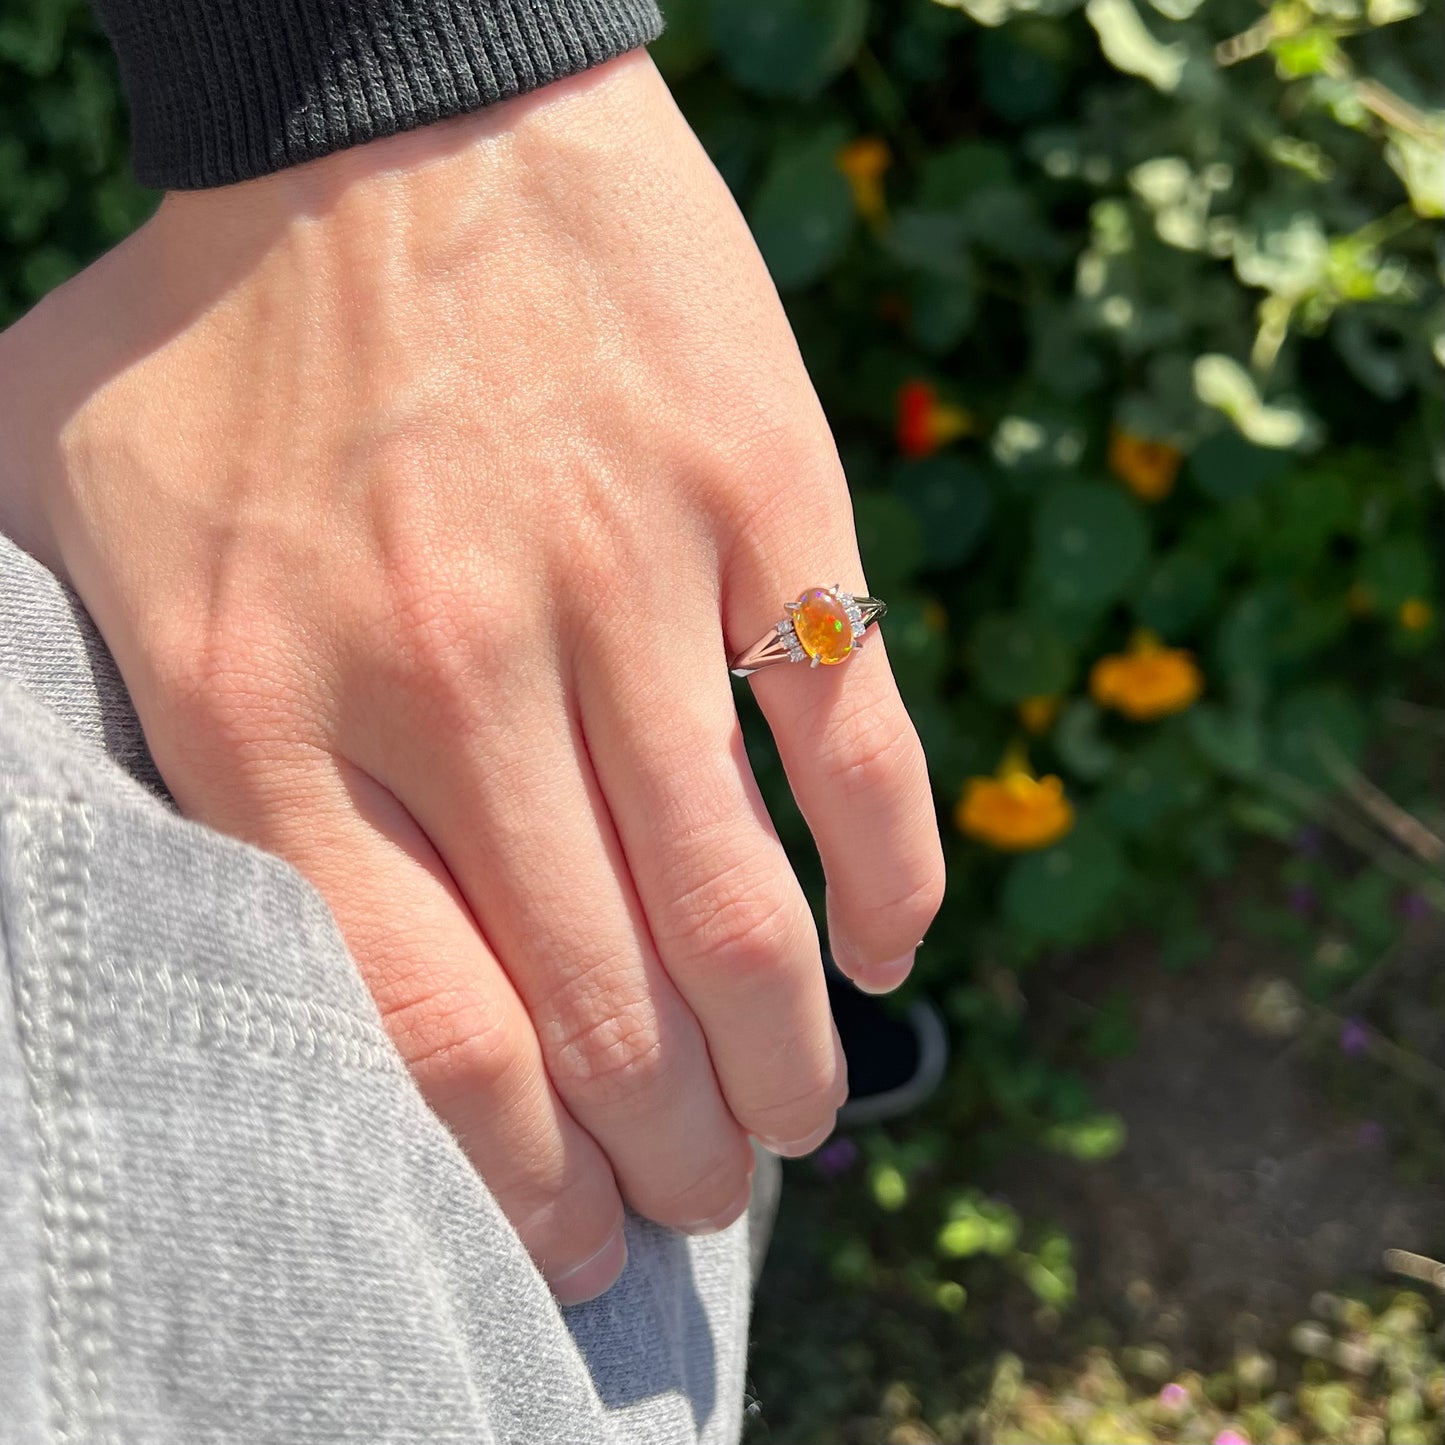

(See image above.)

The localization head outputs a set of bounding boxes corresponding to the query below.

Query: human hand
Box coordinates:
[0,52,944,1302]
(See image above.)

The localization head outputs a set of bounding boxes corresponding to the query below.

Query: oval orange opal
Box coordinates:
[791,589,854,665]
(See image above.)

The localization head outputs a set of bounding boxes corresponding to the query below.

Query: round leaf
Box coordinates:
[1100,734,1209,835]
[1135,548,1219,636]
[1030,479,1149,615]
[1270,686,1367,791]
[969,613,1075,704]
[1003,821,1126,943]
[1187,431,1290,503]
[892,457,993,568]
[852,490,924,593]
[1055,699,1118,781]
[747,131,855,290]
[711,0,867,97]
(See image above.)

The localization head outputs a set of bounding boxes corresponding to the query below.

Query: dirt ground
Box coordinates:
[990,918,1444,1359]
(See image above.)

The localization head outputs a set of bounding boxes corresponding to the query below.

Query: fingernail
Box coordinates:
[757,1116,837,1159]
[678,1180,754,1237]
[551,1224,628,1307]
[854,949,915,995]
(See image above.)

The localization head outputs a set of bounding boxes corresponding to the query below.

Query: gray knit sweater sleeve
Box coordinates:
[89,0,664,190]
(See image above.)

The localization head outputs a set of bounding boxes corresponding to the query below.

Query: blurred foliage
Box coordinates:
[942,1288,1441,1444]
[2,0,1442,1435]
[652,0,1443,1198]
[0,0,154,320]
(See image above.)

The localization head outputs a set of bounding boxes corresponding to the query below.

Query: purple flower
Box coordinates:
[813,1136,859,1179]
[1158,1382,1188,1410]
[1399,890,1434,922]
[1357,1119,1385,1148]
[1292,825,1324,857]
[1213,1431,1250,1445]
[1286,884,1318,917]
[1339,1017,1370,1058]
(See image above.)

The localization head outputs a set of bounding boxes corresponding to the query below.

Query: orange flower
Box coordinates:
[955,744,1074,852]
[897,381,973,458]
[1018,695,1062,734]
[836,136,892,225]
[1090,630,1203,721]
[1399,598,1433,631]
[1108,427,1183,503]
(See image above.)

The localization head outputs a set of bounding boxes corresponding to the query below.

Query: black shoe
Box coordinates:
[826,958,948,1126]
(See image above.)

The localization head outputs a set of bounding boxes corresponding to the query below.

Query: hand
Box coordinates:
[0,52,944,1302]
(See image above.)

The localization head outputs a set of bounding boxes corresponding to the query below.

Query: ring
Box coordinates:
[730,585,887,678]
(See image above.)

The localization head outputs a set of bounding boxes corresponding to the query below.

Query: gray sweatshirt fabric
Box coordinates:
[0,530,761,1444]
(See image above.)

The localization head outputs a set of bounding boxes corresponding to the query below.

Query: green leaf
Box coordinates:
[852,490,925,592]
[937,1193,1019,1258]
[711,0,867,97]
[1100,733,1209,835]
[978,28,1066,124]
[1030,479,1149,616]
[1187,431,1291,503]
[1045,1112,1127,1160]
[878,593,950,699]
[1269,686,1367,791]
[918,141,1014,206]
[1193,355,1319,449]
[747,129,855,290]
[1085,0,1186,92]
[883,210,972,279]
[1258,467,1355,571]
[651,0,712,78]
[915,697,1009,795]
[1135,548,1219,635]
[1187,703,1265,778]
[969,613,1075,704]
[1003,821,1127,943]
[1358,537,1436,612]
[892,456,993,568]
[1055,699,1119,781]
[870,1161,908,1211]
[907,269,977,353]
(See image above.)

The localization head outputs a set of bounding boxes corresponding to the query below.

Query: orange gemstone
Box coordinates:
[791,589,854,666]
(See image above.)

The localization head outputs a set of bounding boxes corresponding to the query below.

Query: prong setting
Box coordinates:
[729,586,889,677]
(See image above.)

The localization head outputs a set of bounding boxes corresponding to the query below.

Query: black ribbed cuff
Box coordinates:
[90,0,664,189]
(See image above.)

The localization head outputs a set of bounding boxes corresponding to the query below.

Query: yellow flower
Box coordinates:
[1108,427,1183,503]
[955,744,1074,852]
[1399,597,1433,631]
[836,136,892,225]
[1090,630,1203,721]
[1018,695,1062,734]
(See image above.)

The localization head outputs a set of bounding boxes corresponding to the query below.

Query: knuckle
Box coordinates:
[817,694,926,802]
[372,564,528,723]
[383,986,528,1103]
[666,860,813,980]
[145,615,304,766]
[743,1064,840,1141]
[547,1005,671,1105]
[850,867,947,965]
[650,1145,753,1229]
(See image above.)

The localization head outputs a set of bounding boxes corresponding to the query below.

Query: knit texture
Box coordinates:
[0,532,756,1443]
[88,0,664,188]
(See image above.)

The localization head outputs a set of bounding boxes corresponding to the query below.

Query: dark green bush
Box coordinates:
[653,0,1443,1172]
